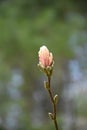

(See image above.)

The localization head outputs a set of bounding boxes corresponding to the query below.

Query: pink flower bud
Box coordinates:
[38,45,53,68]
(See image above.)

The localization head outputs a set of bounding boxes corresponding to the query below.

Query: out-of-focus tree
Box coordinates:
[0,0,87,129]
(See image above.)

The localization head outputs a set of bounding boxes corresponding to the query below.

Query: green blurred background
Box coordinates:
[0,0,87,130]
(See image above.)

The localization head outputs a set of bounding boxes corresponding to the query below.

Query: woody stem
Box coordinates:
[47,76,58,130]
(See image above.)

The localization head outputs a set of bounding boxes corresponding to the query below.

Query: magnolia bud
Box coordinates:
[38,45,53,68]
[48,112,54,120]
[44,81,49,90]
[54,94,58,104]
[38,45,54,76]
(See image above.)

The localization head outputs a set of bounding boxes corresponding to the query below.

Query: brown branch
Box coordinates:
[47,76,59,130]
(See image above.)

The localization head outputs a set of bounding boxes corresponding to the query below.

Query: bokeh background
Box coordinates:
[0,0,87,130]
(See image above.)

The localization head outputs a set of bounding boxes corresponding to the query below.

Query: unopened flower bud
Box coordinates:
[48,112,54,120]
[44,81,49,90]
[38,45,54,76]
[38,45,53,68]
[54,94,58,104]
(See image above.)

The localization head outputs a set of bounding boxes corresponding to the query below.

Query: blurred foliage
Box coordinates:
[0,0,87,130]
[76,96,87,117]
